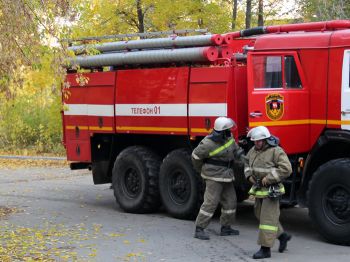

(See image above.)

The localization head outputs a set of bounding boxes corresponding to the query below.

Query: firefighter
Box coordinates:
[191,116,244,240]
[244,126,292,259]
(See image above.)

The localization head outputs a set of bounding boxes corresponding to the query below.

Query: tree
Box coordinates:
[297,0,350,21]
[231,0,238,30]
[115,0,155,33]
[258,0,264,26]
[0,0,71,97]
[148,0,202,31]
[0,0,72,153]
[246,0,252,29]
[243,0,289,29]
[69,0,233,36]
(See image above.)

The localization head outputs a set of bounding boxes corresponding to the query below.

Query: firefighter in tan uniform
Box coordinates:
[191,117,244,240]
[244,126,292,259]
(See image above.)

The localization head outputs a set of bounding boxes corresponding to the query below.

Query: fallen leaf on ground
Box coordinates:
[0,159,68,169]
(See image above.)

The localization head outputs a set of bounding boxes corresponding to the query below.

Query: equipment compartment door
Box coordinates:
[247,52,309,154]
[86,72,116,134]
[115,67,189,135]
[341,50,350,130]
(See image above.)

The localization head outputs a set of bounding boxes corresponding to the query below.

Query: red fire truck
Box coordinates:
[63,20,350,245]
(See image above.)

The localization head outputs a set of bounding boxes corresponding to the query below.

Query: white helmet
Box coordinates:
[214,117,235,131]
[247,126,271,141]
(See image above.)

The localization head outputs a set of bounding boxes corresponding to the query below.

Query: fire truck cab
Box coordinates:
[63,21,350,245]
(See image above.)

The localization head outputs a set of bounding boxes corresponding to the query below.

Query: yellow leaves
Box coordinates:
[0,218,148,261]
[62,89,71,102]
[0,159,68,169]
[151,0,201,31]
[93,223,102,233]
[0,206,18,218]
[96,194,102,200]
[75,73,89,86]
[71,0,120,39]
[0,222,91,261]
[109,233,125,237]
[88,248,97,257]
[126,252,144,258]
[0,91,65,154]
[35,232,44,241]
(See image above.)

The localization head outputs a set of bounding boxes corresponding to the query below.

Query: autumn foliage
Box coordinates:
[0,0,348,155]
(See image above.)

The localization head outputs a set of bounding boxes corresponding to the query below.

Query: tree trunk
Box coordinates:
[258,0,263,26]
[136,0,145,33]
[232,0,238,30]
[245,0,252,29]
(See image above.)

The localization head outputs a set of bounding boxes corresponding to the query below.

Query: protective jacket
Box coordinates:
[244,144,292,198]
[192,133,243,182]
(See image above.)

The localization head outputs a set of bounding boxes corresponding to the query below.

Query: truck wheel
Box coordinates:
[112,146,161,213]
[308,158,350,245]
[159,149,204,219]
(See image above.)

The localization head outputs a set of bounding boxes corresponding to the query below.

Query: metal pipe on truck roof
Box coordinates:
[219,46,232,59]
[266,20,350,33]
[223,20,350,41]
[68,34,223,54]
[68,46,219,68]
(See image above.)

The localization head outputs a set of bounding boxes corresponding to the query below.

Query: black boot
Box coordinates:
[278,232,292,253]
[220,225,240,236]
[194,226,210,240]
[253,246,271,259]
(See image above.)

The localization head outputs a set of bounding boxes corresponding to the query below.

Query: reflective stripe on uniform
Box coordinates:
[252,167,279,174]
[271,168,280,182]
[192,153,200,160]
[221,208,236,214]
[259,224,278,232]
[252,167,271,173]
[248,185,269,196]
[248,187,255,195]
[199,209,213,217]
[250,167,281,182]
[249,184,286,196]
[209,139,234,157]
[201,175,233,182]
[254,190,269,196]
[280,185,286,193]
[244,167,251,173]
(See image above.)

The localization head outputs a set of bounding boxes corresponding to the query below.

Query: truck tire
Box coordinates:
[112,146,161,213]
[308,158,350,245]
[159,149,204,219]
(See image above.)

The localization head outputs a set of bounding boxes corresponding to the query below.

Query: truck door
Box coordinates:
[247,52,309,154]
[341,50,350,129]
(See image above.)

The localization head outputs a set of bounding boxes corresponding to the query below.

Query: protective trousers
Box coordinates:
[195,179,237,229]
[254,198,284,247]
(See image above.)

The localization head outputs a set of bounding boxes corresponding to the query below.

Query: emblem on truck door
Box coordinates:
[265,94,284,120]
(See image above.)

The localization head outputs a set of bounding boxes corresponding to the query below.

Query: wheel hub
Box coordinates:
[169,170,190,204]
[324,185,350,223]
[123,168,141,197]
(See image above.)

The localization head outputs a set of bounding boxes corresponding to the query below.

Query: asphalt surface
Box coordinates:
[0,165,349,261]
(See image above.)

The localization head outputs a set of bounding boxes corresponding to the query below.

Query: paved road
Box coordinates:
[0,165,348,261]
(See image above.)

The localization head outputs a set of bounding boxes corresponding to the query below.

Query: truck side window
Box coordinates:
[253,56,282,89]
[285,56,302,88]
[266,56,282,88]
[343,50,350,88]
